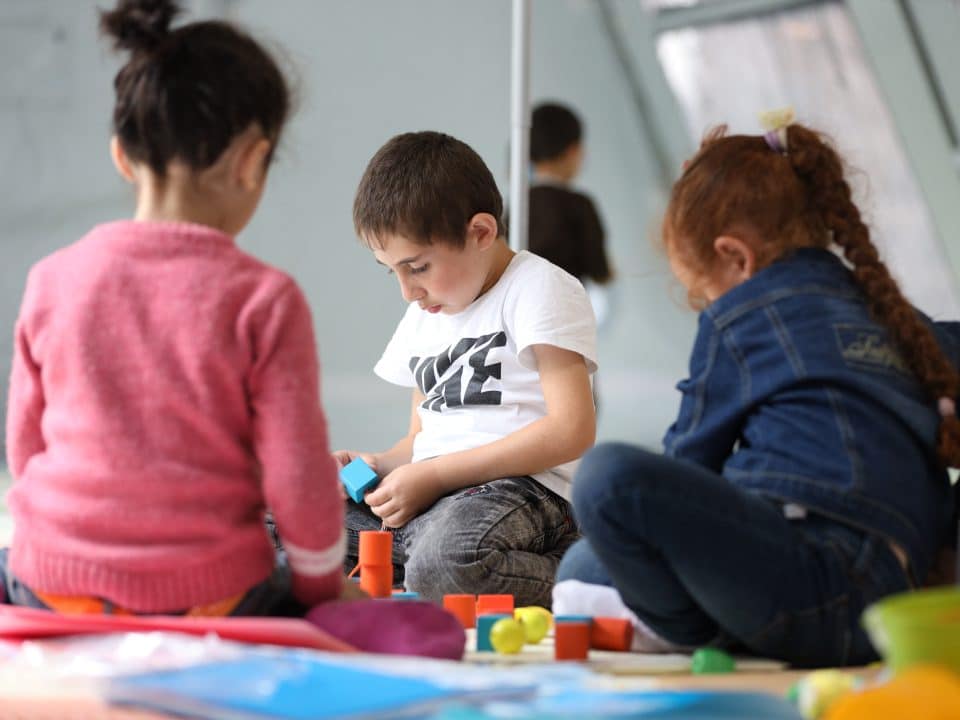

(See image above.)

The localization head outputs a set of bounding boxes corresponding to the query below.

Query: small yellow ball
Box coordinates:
[489,618,526,654]
[798,669,858,719]
[514,606,551,644]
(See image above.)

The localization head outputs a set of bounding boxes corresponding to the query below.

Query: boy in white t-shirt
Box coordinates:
[336,131,598,606]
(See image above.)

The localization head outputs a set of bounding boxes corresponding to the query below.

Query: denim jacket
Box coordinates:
[664,248,959,583]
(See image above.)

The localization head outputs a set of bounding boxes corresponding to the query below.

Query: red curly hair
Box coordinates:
[664,124,960,467]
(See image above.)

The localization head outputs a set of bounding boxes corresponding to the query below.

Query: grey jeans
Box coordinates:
[344,476,578,607]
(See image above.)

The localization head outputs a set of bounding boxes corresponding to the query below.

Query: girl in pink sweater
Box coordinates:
[1,0,345,615]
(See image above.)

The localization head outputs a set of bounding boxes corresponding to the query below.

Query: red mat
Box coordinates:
[0,604,356,652]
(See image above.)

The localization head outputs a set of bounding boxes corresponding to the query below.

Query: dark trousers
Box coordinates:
[557,443,910,667]
[345,476,578,607]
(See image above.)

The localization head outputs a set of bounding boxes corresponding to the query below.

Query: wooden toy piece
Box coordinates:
[554,614,592,626]
[443,594,477,629]
[475,613,512,652]
[514,606,551,644]
[476,594,514,616]
[795,669,859,719]
[489,618,526,654]
[340,457,380,503]
[691,647,735,674]
[358,530,393,598]
[555,621,590,661]
[590,617,633,651]
[390,591,420,601]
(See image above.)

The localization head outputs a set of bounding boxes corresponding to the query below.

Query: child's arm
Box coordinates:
[6,282,46,478]
[251,279,344,606]
[364,344,594,528]
[6,316,46,478]
[663,316,751,470]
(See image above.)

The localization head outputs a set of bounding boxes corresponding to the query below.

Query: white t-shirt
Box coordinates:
[374,250,598,500]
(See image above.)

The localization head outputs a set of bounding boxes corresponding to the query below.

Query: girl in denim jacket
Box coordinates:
[555,116,960,667]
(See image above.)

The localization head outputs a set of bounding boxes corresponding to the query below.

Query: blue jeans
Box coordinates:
[557,443,911,667]
[345,476,578,607]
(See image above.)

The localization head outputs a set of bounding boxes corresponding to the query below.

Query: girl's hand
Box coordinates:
[364,461,442,528]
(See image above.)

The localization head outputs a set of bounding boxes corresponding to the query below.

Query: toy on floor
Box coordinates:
[824,665,960,720]
[358,530,393,598]
[691,647,735,674]
[590,617,633,651]
[489,618,526,654]
[340,457,380,503]
[476,613,512,652]
[555,620,591,661]
[787,669,860,719]
[476,594,514,616]
[444,594,477,629]
[514,606,552,644]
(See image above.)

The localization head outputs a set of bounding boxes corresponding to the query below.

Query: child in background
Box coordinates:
[1,0,345,615]
[556,114,960,666]
[337,131,597,606]
[528,102,613,323]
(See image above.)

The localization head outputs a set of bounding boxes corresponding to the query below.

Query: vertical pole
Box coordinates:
[509,0,531,252]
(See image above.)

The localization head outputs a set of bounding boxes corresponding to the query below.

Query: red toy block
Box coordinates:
[358,530,393,598]
[476,594,514,616]
[443,594,477,629]
[555,621,590,661]
[590,617,633,651]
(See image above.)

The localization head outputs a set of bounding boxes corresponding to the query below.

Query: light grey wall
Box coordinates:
[0,0,695,466]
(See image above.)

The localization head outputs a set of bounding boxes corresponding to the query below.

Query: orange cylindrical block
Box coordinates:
[443,594,477,629]
[476,594,514,616]
[555,621,590,661]
[360,566,393,598]
[358,530,393,598]
[590,617,633,652]
[358,530,393,566]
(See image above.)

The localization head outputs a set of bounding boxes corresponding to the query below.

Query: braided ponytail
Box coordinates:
[787,125,960,467]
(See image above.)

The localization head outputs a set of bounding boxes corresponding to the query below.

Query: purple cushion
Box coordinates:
[305,599,466,660]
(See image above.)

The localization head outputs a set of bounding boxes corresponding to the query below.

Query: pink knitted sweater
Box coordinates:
[5,220,343,612]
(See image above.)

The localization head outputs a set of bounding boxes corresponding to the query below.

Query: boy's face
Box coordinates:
[371,231,491,315]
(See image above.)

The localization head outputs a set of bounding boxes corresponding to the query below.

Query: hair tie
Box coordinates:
[938,396,956,419]
[758,107,795,155]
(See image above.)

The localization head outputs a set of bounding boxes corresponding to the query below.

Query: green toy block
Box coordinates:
[691,647,735,674]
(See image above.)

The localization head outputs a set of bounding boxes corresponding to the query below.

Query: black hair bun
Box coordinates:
[100,0,181,53]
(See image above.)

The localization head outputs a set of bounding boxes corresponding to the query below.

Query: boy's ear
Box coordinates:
[467,213,501,250]
[236,136,272,192]
[713,235,756,281]
[110,136,135,183]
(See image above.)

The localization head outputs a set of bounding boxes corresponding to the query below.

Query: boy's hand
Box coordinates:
[332,449,379,472]
[365,461,442,528]
[332,450,379,502]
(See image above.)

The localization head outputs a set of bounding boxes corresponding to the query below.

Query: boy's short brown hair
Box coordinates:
[353,131,505,249]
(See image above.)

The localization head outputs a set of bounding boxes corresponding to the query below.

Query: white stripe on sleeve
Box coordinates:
[283,530,346,577]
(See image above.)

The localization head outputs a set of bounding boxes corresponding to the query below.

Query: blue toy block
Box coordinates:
[554,615,593,626]
[475,613,512,652]
[340,458,379,503]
